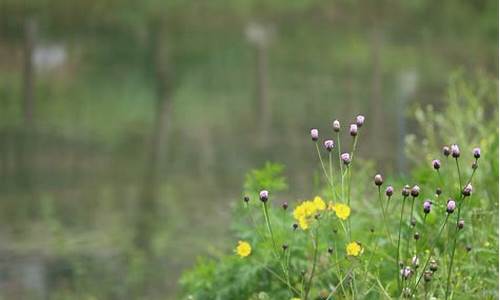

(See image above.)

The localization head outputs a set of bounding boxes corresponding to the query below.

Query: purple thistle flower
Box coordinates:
[259,190,269,202]
[341,153,351,165]
[385,186,394,197]
[374,174,384,186]
[446,199,456,214]
[332,120,340,132]
[402,185,410,197]
[411,185,420,197]
[458,219,464,230]
[462,183,473,196]
[310,128,319,141]
[451,144,460,158]
[349,124,358,136]
[432,159,441,170]
[400,266,412,280]
[443,146,451,157]
[412,256,420,268]
[423,200,432,214]
[355,115,365,127]
[324,139,335,152]
[473,147,481,159]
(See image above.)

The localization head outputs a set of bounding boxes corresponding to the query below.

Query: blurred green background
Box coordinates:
[0,0,497,299]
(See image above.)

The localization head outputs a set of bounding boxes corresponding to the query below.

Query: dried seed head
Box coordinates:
[402,185,411,197]
[341,153,351,165]
[324,139,335,152]
[443,146,451,157]
[411,185,420,197]
[259,190,269,202]
[349,124,358,136]
[451,144,460,158]
[462,183,473,197]
[473,147,481,159]
[282,244,288,251]
[429,259,438,272]
[436,188,442,196]
[423,200,432,214]
[355,115,365,127]
[432,159,441,170]
[458,219,465,230]
[310,128,319,141]
[243,195,250,203]
[385,186,394,197]
[424,271,433,282]
[328,247,333,254]
[292,223,298,230]
[411,218,416,227]
[446,199,456,214]
[374,174,384,186]
[466,245,472,252]
[414,232,420,240]
[332,120,340,132]
[282,201,288,210]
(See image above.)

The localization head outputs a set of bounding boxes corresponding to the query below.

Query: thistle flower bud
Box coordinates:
[402,287,412,298]
[282,244,288,251]
[432,159,441,170]
[328,247,333,254]
[462,183,473,197]
[424,271,433,282]
[429,259,438,272]
[400,266,412,280]
[411,185,420,197]
[457,219,464,230]
[385,186,394,197]
[451,144,460,158]
[412,256,420,268]
[243,195,250,203]
[324,139,334,152]
[341,153,351,165]
[423,200,432,214]
[436,188,442,196]
[402,185,410,197]
[332,120,340,132]
[446,199,456,214]
[411,219,416,227]
[349,124,358,136]
[292,223,298,230]
[282,201,288,210]
[466,245,472,252]
[310,128,319,141]
[414,232,420,240]
[443,146,451,157]
[259,190,269,202]
[374,174,384,186]
[473,147,481,159]
[355,115,365,127]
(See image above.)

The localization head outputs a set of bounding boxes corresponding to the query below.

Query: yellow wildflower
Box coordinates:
[346,242,362,257]
[313,196,326,210]
[293,196,326,230]
[235,241,252,257]
[332,203,351,220]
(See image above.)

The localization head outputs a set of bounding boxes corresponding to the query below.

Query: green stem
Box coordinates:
[406,196,416,260]
[397,196,407,291]
[378,186,394,245]
[336,133,344,200]
[304,227,320,300]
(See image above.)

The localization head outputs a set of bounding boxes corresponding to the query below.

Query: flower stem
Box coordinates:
[377,186,394,245]
[304,226,319,300]
[397,195,408,291]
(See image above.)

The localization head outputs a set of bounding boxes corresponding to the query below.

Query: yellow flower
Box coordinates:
[298,217,309,230]
[313,196,326,210]
[332,203,351,220]
[346,242,362,257]
[235,241,252,257]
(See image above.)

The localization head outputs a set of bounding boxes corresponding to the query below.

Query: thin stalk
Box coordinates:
[406,196,416,260]
[412,214,450,292]
[336,133,344,199]
[304,226,320,300]
[377,187,394,245]
[316,143,332,185]
[397,196,408,291]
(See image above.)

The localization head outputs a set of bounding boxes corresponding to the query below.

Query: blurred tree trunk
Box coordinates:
[23,18,36,127]
[135,20,172,254]
[256,43,270,148]
[369,28,384,159]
